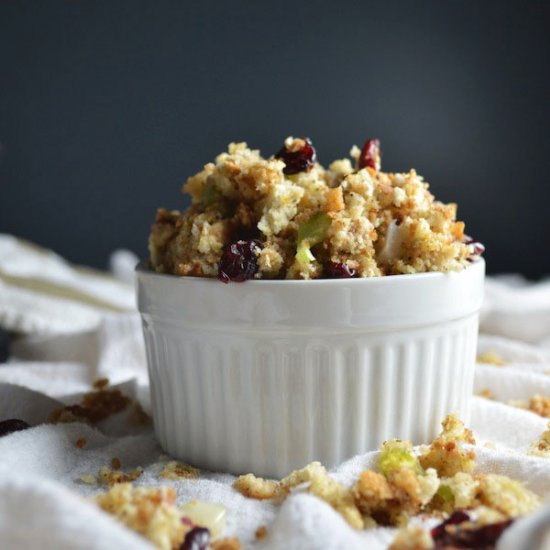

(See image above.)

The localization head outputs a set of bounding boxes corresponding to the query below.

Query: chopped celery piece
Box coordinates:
[201,182,222,206]
[378,440,424,478]
[436,484,455,503]
[294,212,331,266]
[297,212,331,244]
[296,241,315,265]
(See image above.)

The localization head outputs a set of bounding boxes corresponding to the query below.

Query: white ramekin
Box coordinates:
[137,259,484,478]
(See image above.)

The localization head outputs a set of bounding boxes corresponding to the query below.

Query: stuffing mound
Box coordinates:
[149,138,483,281]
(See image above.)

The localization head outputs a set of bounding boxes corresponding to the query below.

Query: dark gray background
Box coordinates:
[1,1,549,277]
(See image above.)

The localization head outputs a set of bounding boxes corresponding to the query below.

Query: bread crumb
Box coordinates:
[211,537,242,550]
[93,377,110,390]
[527,395,550,418]
[255,525,268,540]
[48,387,131,425]
[233,473,281,500]
[160,461,200,480]
[419,415,476,477]
[111,457,122,470]
[95,483,187,550]
[75,437,87,449]
[477,351,506,366]
[509,395,550,418]
[324,187,345,212]
[477,388,493,400]
[527,422,550,457]
[98,465,143,486]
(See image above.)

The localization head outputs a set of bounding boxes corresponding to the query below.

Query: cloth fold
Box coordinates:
[0,235,549,549]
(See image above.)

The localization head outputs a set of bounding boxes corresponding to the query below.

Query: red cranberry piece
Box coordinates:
[0,418,30,437]
[431,510,471,541]
[218,240,263,283]
[464,235,485,257]
[431,511,513,549]
[358,138,381,170]
[180,527,210,550]
[275,138,317,175]
[460,520,514,547]
[324,262,357,278]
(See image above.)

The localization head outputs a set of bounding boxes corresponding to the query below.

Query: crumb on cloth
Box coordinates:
[233,414,540,530]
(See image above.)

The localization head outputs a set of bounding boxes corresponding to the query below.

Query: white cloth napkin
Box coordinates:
[0,234,549,550]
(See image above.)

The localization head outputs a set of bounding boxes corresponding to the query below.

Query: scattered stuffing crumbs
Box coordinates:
[510,394,550,418]
[477,388,493,400]
[93,377,110,390]
[160,460,200,480]
[527,422,550,458]
[95,483,235,550]
[75,437,87,449]
[48,385,131,425]
[418,414,476,478]
[233,414,539,534]
[232,474,281,501]
[476,350,506,366]
[527,395,550,418]
[111,457,122,470]
[95,483,186,550]
[47,379,150,427]
[98,465,143,486]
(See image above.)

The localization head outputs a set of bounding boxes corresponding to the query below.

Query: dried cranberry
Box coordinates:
[431,510,471,541]
[358,139,381,170]
[275,137,317,175]
[431,511,513,549]
[324,262,357,278]
[180,527,210,550]
[464,235,485,257]
[218,240,262,283]
[0,418,30,437]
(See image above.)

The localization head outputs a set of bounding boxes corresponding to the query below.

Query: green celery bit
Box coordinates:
[201,182,222,206]
[297,212,331,245]
[436,484,455,503]
[294,212,331,266]
[378,440,424,478]
[296,241,315,265]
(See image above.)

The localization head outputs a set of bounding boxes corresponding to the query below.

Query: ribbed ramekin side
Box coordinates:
[142,314,479,478]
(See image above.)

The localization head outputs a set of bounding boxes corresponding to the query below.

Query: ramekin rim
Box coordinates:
[136,257,484,286]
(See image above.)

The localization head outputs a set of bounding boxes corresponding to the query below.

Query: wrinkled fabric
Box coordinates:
[0,235,549,549]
